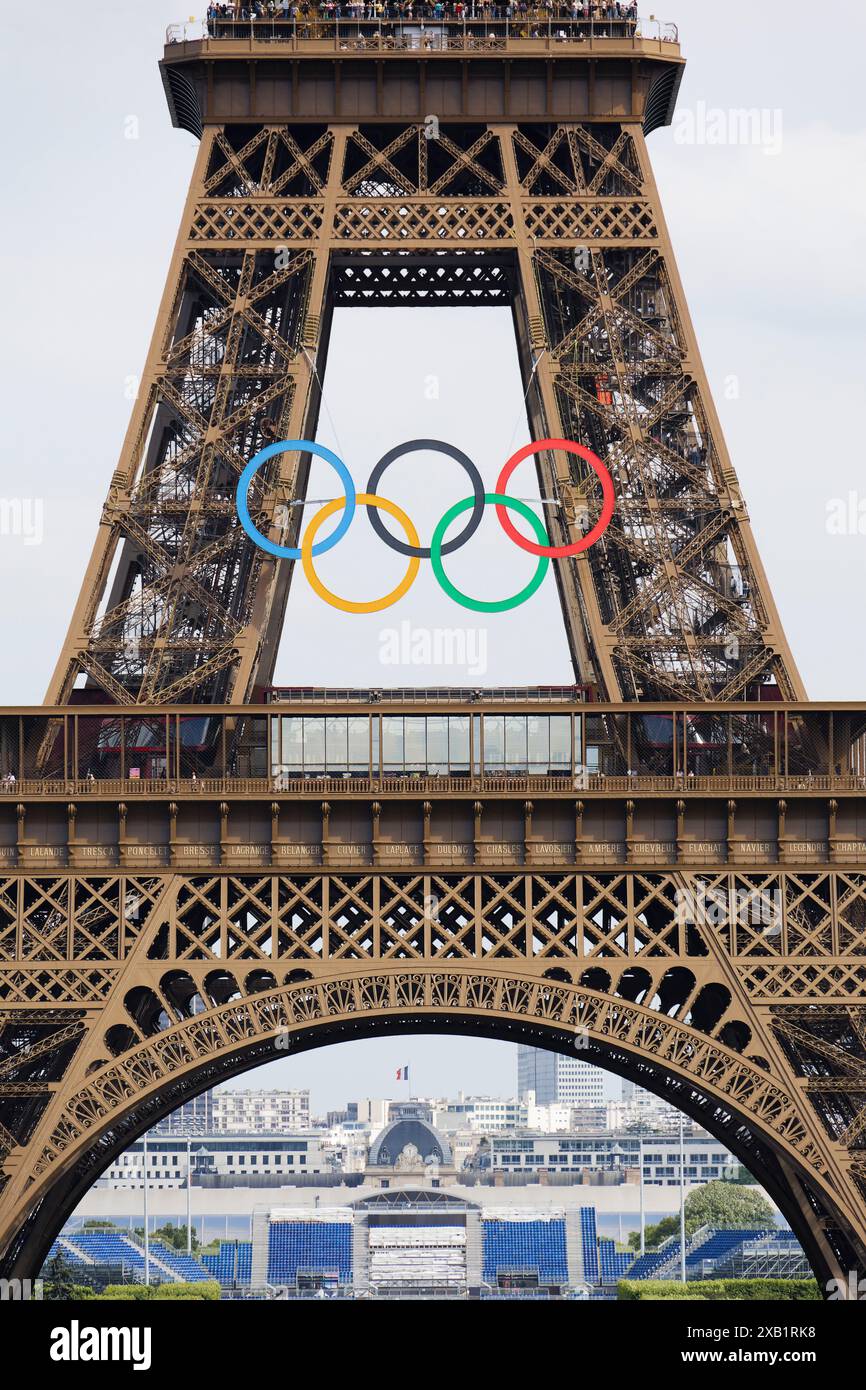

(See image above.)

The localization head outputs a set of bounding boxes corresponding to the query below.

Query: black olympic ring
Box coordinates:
[365,438,486,559]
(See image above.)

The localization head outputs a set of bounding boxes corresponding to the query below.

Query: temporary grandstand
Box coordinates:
[369,1226,467,1294]
[251,1193,662,1296]
[43,1230,211,1286]
[265,1207,353,1291]
[42,1205,809,1297]
[620,1225,807,1284]
[201,1240,253,1285]
[711,1230,811,1282]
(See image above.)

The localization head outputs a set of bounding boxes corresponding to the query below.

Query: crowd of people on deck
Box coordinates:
[204,1,640,27]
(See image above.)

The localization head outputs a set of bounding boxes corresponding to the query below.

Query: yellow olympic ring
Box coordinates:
[301,493,421,614]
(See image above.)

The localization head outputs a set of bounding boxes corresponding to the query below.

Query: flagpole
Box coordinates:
[143,1134,150,1286]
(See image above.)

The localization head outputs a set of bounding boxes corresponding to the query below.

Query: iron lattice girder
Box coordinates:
[524,222,793,696]
[0,751,863,1275]
[330,253,514,307]
[47,119,802,705]
[2,864,866,1284]
[4,18,860,1274]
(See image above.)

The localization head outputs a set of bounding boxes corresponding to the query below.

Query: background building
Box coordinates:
[151,1093,214,1135]
[212,1089,310,1134]
[517,1046,605,1106]
[98,1134,327,1189]
[439,1097,528,1133]
[149,1087,311,1136]
[483,1133,736,1185]
[346,1098,390,1127]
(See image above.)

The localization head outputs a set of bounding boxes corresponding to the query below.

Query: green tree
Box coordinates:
[628,1181,776,1250]
[133,1222,199,1253]
[683,1180,775,1233]
[628,1214,678,1251]
[43,1252,80,1301]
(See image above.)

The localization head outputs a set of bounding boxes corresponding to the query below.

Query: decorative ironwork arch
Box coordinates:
[2,965,863,1288]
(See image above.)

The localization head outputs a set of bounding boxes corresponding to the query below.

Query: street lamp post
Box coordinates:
[186,1137,192,1256]
[678,1113,686,1284]
[143,1135,150,1286]
[639,1134,645,1256]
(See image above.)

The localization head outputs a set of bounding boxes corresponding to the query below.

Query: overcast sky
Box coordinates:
[0,2,863,1110]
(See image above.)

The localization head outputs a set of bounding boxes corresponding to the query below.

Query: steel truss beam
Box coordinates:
[0,864,865,1287]
[47,119,803,706]
[19,32,841,1288]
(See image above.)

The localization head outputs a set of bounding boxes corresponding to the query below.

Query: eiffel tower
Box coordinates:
[1,13,865,1293]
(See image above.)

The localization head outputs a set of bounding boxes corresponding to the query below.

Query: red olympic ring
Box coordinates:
[495,438,615,558]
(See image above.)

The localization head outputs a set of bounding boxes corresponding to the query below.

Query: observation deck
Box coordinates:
[161,14,684,135]
[1,700,863,873]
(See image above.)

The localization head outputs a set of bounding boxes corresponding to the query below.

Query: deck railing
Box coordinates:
[165,14,679,52]
[3,772,863,798]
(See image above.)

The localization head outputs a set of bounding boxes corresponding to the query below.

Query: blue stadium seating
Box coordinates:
[201,1241,252,1285]
[44,1239,88,1266]
[43,1231,212,1284]
[597,1238,634,1284]
[62,1232,147,1272]
[482,1218,568,1285]
[623,1228,786,1281]
[623,1248,672,1279]
[267,1222,352,1285]
[580,1207,599,1283]
[148,1241,212,1282]
[686,1228,773,1270]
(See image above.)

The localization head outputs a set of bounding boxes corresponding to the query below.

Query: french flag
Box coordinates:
[396,1064,409,1081]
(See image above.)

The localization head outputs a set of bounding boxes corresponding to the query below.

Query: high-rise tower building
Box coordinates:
[517,1045,605,1107]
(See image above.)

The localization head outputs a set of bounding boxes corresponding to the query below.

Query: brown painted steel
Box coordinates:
[2,28,860,1289]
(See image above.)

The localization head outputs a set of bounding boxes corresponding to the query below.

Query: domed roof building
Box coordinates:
[368,1117,453,1171]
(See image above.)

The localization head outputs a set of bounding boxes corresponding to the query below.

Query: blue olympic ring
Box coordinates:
[235,439,356,560]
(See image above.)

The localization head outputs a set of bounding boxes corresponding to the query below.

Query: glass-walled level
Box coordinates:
[270,713,573,779]
[1,708,864,786]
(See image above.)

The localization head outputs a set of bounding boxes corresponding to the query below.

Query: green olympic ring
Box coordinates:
[430,493,550,613]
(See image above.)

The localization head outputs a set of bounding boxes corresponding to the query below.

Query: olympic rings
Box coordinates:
[430,493,550,614]
[236,439,356,560]
[237,435,614,613]
[302,492,421,614]
[365,439,485,559]
[495,437,615,558]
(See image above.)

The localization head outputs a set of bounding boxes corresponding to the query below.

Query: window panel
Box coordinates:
[427,716,448,773]
[325,717,348,772]
[484,715,504,770]
[404,717,426,770]
[382,716,404,771]
[347,716,369,772]
[280,717,304,770]
[303,717,325,773]
[449,716,470,773]
[528,715,549,772]
[371,717,381,776]
[505,715,528,771]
